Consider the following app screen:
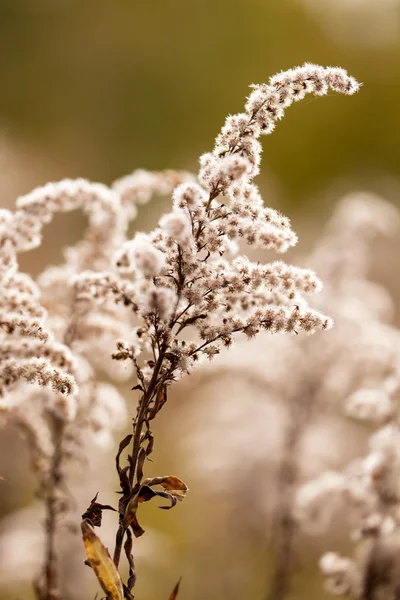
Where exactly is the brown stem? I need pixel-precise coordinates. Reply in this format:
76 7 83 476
35 293 76 600
266 384 316 600
113 245 187 574
39 418 64 600
128 346 167 487
113 345 167 568
265 421 298 600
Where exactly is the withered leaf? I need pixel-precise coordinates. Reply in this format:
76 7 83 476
136 484 178 510
124 528 136 591
157 494 178 510
148 385 167 420
131 384 144 391
119 466 131 497
168 577 182 600
123 494 140 530
81 519 124 600
82 493 116 527
143 476 188 501
159 476 188 497
116 434 133 474
136 448 146 484
123 476 188 535
137 485 158 503
122 490 150 537
145 432 154 457
130 515 145 538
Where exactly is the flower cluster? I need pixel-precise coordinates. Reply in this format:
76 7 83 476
0 169 191 441
76 65 359 396
0 64 359 600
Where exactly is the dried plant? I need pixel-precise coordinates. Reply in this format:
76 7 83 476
0 63 359 600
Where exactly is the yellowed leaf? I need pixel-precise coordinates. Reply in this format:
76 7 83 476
160 476 188 500
81 519 124 600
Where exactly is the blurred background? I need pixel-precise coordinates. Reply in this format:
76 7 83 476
0 1 400 599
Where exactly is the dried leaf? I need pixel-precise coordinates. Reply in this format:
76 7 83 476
123 494 140 530
136 448 146 484
81 520 124 600
137 485 158 503
123 476 188 534
131 384 144 391
137 484 177 509
160 476 188 498
82 493 116 527
119 466 131 497
143 476 188 501
116 434 133 474
148 385 167 420
157 493 178 510
123 489 149 537
145 432 154 457
168 577 182 600
124 529 136 591
130 515 145 538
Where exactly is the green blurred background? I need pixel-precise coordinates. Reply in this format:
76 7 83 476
1 0 400 213
0 1 399 599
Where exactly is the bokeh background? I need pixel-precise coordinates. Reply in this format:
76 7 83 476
0 1 400 599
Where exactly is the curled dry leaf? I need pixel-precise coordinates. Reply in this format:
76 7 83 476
123 475 188 536
148 385 167 420
143 475 188 500
123 493 143 537
116 434 133 474
82 492 117 527
119 466 132 498
81 519 124 600
124 528 136 591
136 447 146 484
145 431 154 457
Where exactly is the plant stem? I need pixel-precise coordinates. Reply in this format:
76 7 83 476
113 345 167 569
266 383 316 600
265 420 298 600
113 245 187 575
41 418 64 600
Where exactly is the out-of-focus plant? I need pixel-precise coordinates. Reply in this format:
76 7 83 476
181 192 400 600
0 64 358 600
0 170 192 599
294 198 400 599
